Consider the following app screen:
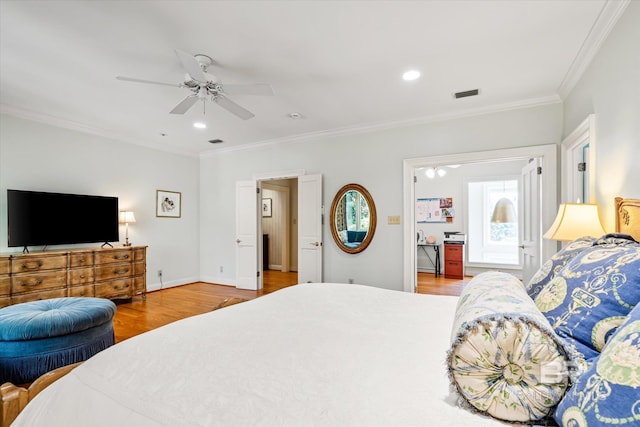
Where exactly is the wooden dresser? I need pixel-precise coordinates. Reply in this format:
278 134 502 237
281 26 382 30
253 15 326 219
0 246 146 308
444 243 465 279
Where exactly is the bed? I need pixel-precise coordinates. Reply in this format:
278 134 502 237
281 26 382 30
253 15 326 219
5 197 640 427
8 283 512 427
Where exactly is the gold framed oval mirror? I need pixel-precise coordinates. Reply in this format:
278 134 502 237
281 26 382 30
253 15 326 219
329 183 377 254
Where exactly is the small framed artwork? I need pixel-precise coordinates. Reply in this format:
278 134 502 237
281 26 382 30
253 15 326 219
262 198 272 217
156 190 181 218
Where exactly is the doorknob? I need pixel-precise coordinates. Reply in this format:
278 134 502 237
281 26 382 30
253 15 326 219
310 241 321 247
236 239 241 244
519 245 525 249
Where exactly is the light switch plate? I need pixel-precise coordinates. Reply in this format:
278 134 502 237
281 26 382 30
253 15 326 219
388 215 401 225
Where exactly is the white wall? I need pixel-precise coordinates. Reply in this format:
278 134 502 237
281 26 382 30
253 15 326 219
200 103 562 291
0 114 200 291
563 1 640 230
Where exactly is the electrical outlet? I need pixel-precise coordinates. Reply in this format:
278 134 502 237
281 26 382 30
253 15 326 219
219 266 224 273
157 269 163 277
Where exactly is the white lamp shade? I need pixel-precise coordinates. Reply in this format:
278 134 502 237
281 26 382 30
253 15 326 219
543 203 605 241
119 211 136 224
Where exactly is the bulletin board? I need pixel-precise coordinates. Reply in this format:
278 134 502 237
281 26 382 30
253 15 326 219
417 197 455 223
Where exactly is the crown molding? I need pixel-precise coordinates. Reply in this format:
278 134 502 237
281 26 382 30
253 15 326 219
2 94 560 161
199 94 561 158
557 0 630 99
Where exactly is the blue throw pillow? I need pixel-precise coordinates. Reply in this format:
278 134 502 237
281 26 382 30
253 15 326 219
554 302 640 426
535 240 640 361
525 237 595 299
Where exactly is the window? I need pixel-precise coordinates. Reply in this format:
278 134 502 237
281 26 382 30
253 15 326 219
345 190 370 231
467 178 520 265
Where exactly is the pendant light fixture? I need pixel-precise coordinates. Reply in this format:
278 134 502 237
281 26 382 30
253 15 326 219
491 198 516 223
491 181 516 223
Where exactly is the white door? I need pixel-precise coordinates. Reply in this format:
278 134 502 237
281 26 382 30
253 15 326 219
298 174 323 283
520 159 541 284
235 180 261 290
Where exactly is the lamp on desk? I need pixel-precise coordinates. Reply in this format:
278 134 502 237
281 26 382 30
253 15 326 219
119 211 136 247
543 203 605 241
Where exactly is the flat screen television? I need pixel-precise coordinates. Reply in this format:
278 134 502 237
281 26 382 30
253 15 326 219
7 189 119 249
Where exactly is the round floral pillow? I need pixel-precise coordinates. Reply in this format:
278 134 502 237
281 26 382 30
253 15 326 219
448 272 574 423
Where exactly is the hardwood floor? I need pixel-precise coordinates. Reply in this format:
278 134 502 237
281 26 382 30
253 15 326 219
416 272 470 296
113 270 467 342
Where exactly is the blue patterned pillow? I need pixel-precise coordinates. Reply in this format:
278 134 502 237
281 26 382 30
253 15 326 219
525 237 595 299
535 241 640 361
554 302 640 426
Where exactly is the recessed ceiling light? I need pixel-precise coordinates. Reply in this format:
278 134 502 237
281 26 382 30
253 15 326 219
287 112 303 119
402 70 421 81
193 122 207 129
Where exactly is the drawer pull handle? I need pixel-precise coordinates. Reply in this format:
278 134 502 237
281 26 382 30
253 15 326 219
78 258 85 263
21 279 43 287
113 268 130 275
21 261 43 270
113 255 130 260
80 275 85 279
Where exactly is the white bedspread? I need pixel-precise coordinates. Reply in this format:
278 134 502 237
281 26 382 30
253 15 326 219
14 283 512 426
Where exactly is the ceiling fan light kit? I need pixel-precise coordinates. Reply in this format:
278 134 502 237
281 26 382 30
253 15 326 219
116 49 274 120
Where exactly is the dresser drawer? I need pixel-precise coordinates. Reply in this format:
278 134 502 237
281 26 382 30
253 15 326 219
12 255 67 273
444 244 463 258
70 252 94 268
69 284 95 298
12 271 67 294
0 257 10 275
12 288 67 304
95 279 132 299
95 264 132 281
445 261 464 279
0 277 10 296
95 250 133 265
69 267 94 285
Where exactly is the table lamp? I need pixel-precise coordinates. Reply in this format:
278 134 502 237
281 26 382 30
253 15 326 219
119 211 136 246
543 203 605 241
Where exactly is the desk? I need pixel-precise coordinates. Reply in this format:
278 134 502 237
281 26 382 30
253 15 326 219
417 244 441 277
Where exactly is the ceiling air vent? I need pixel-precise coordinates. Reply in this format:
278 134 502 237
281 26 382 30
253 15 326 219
208 139 224 144
454 89 480 99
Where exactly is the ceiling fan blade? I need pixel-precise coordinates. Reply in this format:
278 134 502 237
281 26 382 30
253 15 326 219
175 49 207 82
214 96 255 120
116 76 182 88
222 83 274 96
170 95 199 114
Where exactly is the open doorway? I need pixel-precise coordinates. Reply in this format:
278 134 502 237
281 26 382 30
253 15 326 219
261 179 298 289
236 172 323 291
402 145 558 293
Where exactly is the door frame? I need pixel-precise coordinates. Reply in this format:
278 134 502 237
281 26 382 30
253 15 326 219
261 182 291 272
252 170 305 289
561 114 596 203
402 144 558 293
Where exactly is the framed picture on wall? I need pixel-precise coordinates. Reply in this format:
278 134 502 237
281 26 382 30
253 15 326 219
156 190 181 218
262 198 272 217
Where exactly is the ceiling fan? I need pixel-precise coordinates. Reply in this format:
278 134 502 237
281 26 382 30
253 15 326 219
116 50 274 120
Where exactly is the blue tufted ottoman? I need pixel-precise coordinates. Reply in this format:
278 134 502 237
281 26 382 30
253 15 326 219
0 297 116 384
